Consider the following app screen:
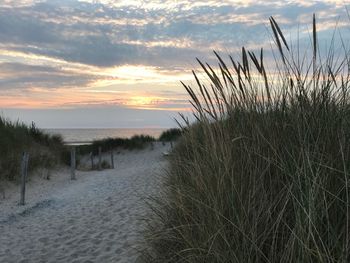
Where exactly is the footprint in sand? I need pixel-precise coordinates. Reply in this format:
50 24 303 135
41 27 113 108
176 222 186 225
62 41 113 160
0 143 168 262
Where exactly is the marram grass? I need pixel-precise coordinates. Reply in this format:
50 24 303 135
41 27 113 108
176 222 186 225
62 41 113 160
0 117 65 181
143 15 350 262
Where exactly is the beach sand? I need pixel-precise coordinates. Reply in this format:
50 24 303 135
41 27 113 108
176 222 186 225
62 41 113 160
0 142 169 263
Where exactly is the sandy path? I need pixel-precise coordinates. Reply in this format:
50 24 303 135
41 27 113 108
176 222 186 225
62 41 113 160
0 143 168 263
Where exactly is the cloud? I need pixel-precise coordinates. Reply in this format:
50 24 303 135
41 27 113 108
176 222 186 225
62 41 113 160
0 2 292 65
0 62 97 89
0 0 346 69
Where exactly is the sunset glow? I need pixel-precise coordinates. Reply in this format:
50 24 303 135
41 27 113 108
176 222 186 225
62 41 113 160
126 96 158 107
0 0 349 127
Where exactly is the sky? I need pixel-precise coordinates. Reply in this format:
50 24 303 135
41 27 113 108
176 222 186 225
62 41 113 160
0 0 349 128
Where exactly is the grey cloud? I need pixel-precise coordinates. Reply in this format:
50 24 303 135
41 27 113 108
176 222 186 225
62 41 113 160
0 0 296 68
0 4 207 67
0 0 348 85
0 62 97 89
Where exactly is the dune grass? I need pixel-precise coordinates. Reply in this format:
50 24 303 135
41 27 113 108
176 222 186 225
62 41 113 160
78 129 182 157
77 134 156 156
143 15 350 262
159 128 182 142
0 117 66 182
75 131 181 169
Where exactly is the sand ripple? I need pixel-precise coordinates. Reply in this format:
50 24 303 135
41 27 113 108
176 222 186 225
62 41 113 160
0 143 168 263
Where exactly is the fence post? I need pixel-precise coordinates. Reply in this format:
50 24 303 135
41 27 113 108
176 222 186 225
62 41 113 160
25 153 29 180
1 184 4 199
98 146 102 170
19 152 29 205
90 152 94 170
110 150 114 169
70 146 76 180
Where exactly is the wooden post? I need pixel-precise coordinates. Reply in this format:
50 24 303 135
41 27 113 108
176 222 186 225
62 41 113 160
70 146 76 180
98 146 102 170
20 152 29 205
1 183 5 199
90 152 94 170
110 150 114 169
25 153 29 179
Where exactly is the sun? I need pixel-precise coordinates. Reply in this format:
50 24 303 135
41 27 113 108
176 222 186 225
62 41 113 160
127 96 156 107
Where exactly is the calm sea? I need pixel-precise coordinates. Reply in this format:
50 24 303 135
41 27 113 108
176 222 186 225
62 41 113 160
44 128 166 144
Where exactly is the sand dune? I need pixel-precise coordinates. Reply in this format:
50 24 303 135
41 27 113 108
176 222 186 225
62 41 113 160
0 143 168 263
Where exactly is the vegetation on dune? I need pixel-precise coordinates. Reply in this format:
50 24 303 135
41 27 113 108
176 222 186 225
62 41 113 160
75 130 182 169
159 128 182 142
143 15 350 262
78 128 182 156
0 117 66 182
92 134 155 151
78 134 156 156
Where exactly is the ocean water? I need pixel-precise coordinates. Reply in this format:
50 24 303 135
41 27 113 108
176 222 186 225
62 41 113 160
44 128 166 144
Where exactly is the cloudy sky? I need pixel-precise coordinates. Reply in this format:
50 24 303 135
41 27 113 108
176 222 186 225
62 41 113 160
0 0 349 128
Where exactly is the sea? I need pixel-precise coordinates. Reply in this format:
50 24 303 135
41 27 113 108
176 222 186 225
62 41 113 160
44 128 167 145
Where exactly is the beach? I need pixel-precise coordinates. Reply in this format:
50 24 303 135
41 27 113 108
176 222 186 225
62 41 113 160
0 142 168 263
